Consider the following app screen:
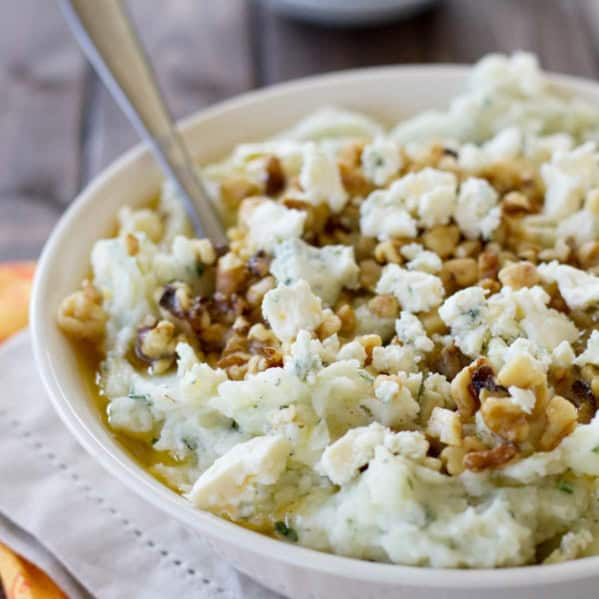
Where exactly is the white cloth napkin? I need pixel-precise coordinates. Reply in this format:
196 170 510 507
0 331 280 599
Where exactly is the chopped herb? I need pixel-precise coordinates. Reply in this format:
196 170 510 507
466 308 480 321
230 420 239 431
424 505 436 524
592 446 599 454
151 437 160 445
358 371 374 383
196 263 205 277
182 436 198 451
128 392 151 405
557 480 574 494
370 152 385 167
274 521 298 542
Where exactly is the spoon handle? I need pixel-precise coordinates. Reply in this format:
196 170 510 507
60 0 227 245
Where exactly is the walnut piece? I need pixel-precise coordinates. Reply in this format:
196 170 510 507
57 280 107 342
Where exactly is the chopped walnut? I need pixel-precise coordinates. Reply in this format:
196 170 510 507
538 395 578 451
358 259 382 290
455 239 482 259
451 358 496 419
501 191 533 215
477 250 499 280
497 353 546 389
577 241 599 269
336 304 357 336
422 224 460 258
246 276 275 306
463 443 518 472
216 252 249 296
435 344 468 381
356 334 383 364
124 233 139 256
194 238 217 266
419 308 447 336
263 155 286 196
57 280 107 342
440 446 466 476
374 239 404 264
220 177 260 212
567 379 598 424
135 319 177 374
441 258 478 291
159 282 192 319
317 310 342 339
498 261 539 289
480 395 530 443
368 294 398 319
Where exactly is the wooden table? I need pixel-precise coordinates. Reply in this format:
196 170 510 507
2 0 599 262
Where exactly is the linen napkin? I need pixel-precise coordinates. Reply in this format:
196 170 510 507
0 331 280 599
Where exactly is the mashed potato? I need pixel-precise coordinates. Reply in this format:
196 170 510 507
58 53 599 568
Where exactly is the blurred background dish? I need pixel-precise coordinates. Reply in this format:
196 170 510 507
266 0 440 26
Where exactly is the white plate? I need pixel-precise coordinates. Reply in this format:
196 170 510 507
31 65 599 599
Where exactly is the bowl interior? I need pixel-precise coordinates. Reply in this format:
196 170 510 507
30 65 599 587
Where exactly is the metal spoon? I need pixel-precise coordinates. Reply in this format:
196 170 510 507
60 0 227 245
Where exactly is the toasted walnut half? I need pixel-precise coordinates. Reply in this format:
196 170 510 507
57 280 107 342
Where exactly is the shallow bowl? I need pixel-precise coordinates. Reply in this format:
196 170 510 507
30 64 599 599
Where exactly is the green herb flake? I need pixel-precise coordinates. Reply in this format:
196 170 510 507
424 505 436 524
182 436 198 451
196 263 205 278
358 371 374 383
274 521 298 542
230 420 239 431
591 446 599 454
128 392 151 405
557 480 575 494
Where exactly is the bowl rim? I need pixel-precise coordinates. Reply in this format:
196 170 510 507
30 63 599 588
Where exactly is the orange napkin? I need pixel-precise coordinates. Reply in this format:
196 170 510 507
0 262 35 342
0 262 67 598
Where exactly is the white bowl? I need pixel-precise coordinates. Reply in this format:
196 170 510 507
31 65 599 599
266 0 439 26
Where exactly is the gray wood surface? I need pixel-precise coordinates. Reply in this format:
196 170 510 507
2 0 599 262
